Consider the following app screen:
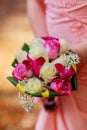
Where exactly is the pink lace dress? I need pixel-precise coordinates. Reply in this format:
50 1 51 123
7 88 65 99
35 1 87 130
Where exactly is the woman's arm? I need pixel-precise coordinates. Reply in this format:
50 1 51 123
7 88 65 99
27 0 48 37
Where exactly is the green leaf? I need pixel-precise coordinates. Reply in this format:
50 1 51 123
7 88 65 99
25 90 61 97
7 76 18 86
22 43 30 53
71 75 78 90
49 90 61 96
11 58 18 67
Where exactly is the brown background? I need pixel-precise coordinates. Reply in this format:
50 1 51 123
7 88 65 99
0 0 41 130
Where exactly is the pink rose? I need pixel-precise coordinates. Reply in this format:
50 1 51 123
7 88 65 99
50 78 72 95
12 63 27 80
42 36 60 60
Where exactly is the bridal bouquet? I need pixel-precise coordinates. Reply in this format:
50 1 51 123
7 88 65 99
7 36 79 111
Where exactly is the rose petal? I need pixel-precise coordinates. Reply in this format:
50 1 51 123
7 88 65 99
33 64 40 76
35 57 45 66
55 63 65 73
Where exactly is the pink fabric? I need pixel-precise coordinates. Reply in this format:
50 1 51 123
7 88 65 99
35 1 87 130
45 0 87 44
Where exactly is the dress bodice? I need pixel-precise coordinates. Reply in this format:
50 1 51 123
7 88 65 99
44 0 87 44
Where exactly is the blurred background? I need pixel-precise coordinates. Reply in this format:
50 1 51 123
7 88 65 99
0 0 41 130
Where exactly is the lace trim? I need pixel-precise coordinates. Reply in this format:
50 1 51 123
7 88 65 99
44 0 77 8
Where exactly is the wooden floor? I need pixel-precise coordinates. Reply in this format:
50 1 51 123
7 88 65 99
0 1 41 130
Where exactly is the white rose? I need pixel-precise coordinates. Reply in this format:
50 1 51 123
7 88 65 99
40 63 56 83
15 50 27 62
29 46 49 63
26 77 43 94
30 38 44 48
59 39 68 54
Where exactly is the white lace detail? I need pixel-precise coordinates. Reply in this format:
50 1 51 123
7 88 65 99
44 0 77 8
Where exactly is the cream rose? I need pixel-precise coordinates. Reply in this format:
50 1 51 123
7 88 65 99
26 77 43 94
40 63 56 83
59 39 68 55
29 46 43 58
29 46 48 63
30 38 44 48
15 50 27 62
29 38 48 62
